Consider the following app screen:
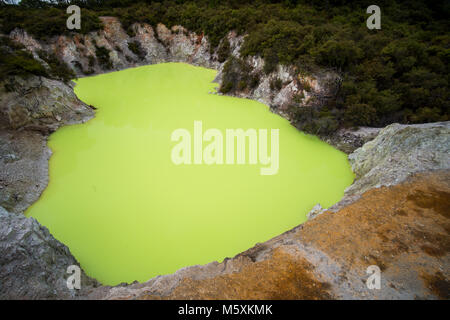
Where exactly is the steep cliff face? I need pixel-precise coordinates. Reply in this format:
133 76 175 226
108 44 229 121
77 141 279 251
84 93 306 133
8 17 337 120
212 31 340 116
9 17 217 75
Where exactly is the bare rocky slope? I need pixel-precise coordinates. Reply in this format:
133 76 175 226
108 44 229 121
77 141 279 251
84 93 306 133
0 17 449 299
0 76 94 214
0 207 99 299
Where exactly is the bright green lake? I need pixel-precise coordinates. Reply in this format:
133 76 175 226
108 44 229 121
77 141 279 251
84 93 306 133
26 63 354 285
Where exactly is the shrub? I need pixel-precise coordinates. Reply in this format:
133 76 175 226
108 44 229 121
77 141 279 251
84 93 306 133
410 107 446 123
237 80 247 91
219 81 233 94
88 55 95 68
0 49 47 80
219 56 253 94
270 78 283 91
38 50 75 82
217 38 230 63
262 48 278 75
249 74 260 89
127 41 145 59
0 36 48 81
95 44 112 69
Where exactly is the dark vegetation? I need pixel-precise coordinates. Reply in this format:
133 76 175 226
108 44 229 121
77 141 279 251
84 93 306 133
37 50 76 82
127 40 146 59
220 56 260 94
0 0 449 132
0 36 47 80
217 37 230 63
0 35 75 82
94 43 112 69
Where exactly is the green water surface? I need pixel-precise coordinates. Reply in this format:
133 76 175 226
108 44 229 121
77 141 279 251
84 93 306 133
26 63 354 285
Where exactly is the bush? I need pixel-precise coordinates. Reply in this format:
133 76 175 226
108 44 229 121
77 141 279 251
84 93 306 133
217 38 230 63
0 49 47 81
0 6 101 39
219 81 233 94
88 55 95 68
0 36 48 81
219 56 254 94
127 41 145 59
249 74 260 89
237 80 247 91
38 50 75 82
262 48 278 74
270 78 283 91
95 44 112 69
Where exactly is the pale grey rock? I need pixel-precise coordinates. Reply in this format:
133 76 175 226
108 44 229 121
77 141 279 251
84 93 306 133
324 122 450 213
0 208 98 299
306 204 325 221
347 122 450 197
320 121 450 212
0 75 94 132
0 130 50 213
273 79 299 108
0 75 93 213
252 77 272 105
9 28 43 53
132 22 167 64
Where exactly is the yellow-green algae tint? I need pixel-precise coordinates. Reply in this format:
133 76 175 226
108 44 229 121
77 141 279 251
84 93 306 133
26 63 354 285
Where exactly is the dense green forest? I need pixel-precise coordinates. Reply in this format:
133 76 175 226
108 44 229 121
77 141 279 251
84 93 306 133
0 0 449 132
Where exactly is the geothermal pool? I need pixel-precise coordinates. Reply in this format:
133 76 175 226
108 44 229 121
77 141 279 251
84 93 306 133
26 63 354 285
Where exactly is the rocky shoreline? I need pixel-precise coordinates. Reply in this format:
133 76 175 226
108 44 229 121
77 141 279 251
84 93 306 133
0 18 449 299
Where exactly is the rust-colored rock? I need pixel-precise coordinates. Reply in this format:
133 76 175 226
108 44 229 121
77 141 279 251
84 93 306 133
141 249 332 300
